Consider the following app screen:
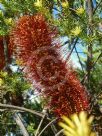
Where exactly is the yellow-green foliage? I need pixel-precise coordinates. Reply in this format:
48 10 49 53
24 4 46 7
0 71 31 94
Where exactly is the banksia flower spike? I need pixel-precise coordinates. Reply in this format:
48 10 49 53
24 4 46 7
10 14 56 64
10 13 90 117
0 36 12 70
0 37 5 70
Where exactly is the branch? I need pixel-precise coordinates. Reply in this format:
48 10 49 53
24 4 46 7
0 103 44 117
38 118 57 136
74 46 85 74
62 40 69 47
55 129 64 136
3 36 9 68
81 51 102 84
92 51 102 68
65 38 78 64
86 0 93 88
35 114 46 136
93 0 102 14
87 0 93 23
14 113 29 136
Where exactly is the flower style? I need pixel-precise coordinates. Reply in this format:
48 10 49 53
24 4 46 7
10 14 89 117
71 26 82 36
59 111 96 136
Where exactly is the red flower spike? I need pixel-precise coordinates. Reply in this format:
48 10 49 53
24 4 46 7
0 36 12 70
0 37 5 70
10 14 90 117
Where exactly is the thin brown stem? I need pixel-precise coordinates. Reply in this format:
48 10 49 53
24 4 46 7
81 51 102 84
86 0 93 88
65 38 78 64
0 103 44 117
14 113 29 136
55 129 64 136
38 118 57 136
74 46 85 74
35 114 46 136
93 0 102 14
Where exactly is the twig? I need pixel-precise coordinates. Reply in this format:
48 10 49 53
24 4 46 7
38 118 57 136
0 109 26 113
65 38 78 64
93 0 102 14
86 0 93 88
3 36 9 67
92 51 102 68
35 114 46 136
0 103 44 117
46 110 58 134
14 113 29 136
74 46 85 74
61 40 69 47
81 51 102 84
55 129 64 136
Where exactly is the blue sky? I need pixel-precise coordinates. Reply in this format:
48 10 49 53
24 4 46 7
0 3 3 9
60 37 85 69
53 6 85 69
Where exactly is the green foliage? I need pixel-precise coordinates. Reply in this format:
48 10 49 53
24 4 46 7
0 71 30 94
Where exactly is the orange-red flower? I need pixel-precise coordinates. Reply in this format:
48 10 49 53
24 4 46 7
0 37 5 70
0 36 12 70
10 14 90 117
